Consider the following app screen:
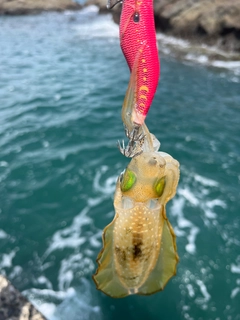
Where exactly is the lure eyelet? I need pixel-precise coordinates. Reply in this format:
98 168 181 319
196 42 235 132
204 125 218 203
133 12 140 23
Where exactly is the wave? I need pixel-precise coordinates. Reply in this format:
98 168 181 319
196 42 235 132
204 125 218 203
72 9 240 77
71 10 240 80
72 7 119 40
157 32 240 78
24 279 101 320
0 229 8 239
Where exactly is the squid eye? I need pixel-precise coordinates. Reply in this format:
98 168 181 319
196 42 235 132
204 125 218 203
133 12 140 23
120 169 136 192
154 177 165 197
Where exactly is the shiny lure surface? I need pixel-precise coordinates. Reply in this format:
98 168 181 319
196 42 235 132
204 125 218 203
120 0 160 126
93 141 180 298
116 0 160 158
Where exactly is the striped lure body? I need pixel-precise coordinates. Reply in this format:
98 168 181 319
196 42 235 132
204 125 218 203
120 0 160 125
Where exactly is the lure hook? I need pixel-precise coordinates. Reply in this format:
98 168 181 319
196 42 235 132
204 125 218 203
106 0 122 10
117 125 145 158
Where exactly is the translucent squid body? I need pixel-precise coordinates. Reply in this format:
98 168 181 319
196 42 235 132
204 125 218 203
93 145 180 298
120 0 160 126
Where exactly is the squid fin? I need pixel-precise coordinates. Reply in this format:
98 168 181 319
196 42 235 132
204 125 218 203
92 216 129 298
137 207 179 295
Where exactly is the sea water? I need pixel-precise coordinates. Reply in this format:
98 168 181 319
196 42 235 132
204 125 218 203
0 6 240 320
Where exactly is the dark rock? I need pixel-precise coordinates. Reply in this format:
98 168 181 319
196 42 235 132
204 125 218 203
85 0 240 53
153 0 240 52
0 0 81 15
0 275 46 320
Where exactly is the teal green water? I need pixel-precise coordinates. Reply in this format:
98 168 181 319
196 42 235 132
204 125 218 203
0 7 240 320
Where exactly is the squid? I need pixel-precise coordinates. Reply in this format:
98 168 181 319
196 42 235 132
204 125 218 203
92 0 180 298
92 145 180 298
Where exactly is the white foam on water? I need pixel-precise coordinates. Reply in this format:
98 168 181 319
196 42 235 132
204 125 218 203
196 279 211 302
0 249 17 268
39 303 57 319
64 5 99 16
180 172 227 224
24 287 76 301
204 199 227 219
0 161 8 167
190 57 240 79
157 32 240 77
230 264 240 299
212 60 240 69
186 283 195 298
178 187 199 206
186 226 200 255
157 32 190 49
87 197 104 207
171 196 199 254
186 53 209 64
43 207 91 258
0 229 8 239
23 287 76 319
93 165 117 196
171 167 228 261
203 209 217 219
157 32 240 75
37 275 53 290
58 253 94 291
8 265 23 279
206 199 227 209
231 264 240 274
73 11 119 40
79 5 99 14
52 279 101 320
89 230 102 248
179 269 213 312
174 227 186 237
193 174 219 187
87 166 118 220
231 287 240 299
25 279 102 320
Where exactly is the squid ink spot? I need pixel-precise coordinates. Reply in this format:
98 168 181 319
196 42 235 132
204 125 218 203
122 275 138 280
133 242 142 260
133 12 140 23
132 233 143 260
115 246 127 262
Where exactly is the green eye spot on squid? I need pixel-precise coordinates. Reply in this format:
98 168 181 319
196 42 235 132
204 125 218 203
120 169 136 192
154 177 165 197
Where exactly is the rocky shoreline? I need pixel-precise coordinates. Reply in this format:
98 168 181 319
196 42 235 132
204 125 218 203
0 0 81 15
86 0 240 55
0 0 239 61
1 0 239 55
0 274 46 320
